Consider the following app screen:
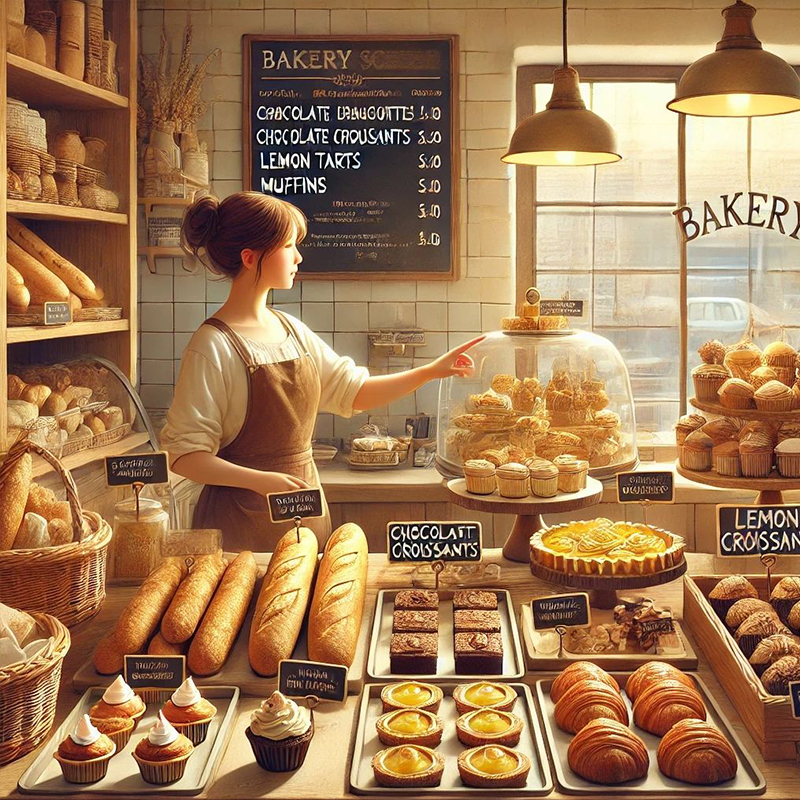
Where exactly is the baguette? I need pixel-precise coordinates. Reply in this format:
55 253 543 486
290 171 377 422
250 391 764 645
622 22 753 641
7 240 69 302
188 551 258 676
249 528 318 677
161 553 227 644
6 264 29 309
307 523 368 667
7 216 100 300
148 630 189 656
0 451 32 550
93 632 124 674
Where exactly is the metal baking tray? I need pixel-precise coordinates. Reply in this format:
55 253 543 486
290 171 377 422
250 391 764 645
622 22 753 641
536 672 766 795
520 603 699 671
18 686 239 796
366 589 525 682
349 682 553 796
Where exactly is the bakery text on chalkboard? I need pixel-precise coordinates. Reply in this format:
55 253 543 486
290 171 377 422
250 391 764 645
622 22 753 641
278 659 347 703
717 504 800 556
386 521 481 563
124 655 186 690
267 488 324 523
105 453 169 486
44 301 72 325
243 35 458 279
532 592 591 630
617 471 675 504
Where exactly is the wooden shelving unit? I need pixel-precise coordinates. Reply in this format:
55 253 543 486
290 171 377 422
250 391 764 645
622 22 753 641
1 0 138 453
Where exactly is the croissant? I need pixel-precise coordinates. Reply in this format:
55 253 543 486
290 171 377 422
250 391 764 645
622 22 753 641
550 661 620 704
567 718 649 785
657 718 737 785
554 679 629 734
625 661 695 703
632 679 706 737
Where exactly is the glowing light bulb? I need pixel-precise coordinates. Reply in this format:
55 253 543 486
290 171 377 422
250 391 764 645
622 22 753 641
727 94 751 113
554 151 578 165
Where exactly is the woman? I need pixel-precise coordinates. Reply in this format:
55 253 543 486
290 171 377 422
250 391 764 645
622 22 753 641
161 191 481 551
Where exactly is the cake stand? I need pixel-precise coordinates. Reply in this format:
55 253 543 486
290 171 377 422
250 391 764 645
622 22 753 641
445 477 604 563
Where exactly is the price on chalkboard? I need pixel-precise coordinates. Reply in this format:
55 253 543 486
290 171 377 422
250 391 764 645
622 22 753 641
539 299 584 317
105 452 169 486
532 592 591 630
44 301 72 325
386 521 482 563
617 471 675 504
717 504 800 557
124 655 185 690
278 659 347 704
267 489 324 523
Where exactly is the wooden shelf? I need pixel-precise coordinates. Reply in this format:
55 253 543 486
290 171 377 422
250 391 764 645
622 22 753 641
31 431 151 479
7 319 129 344
7 200 128 225
6 53 129 111
138 245 184 273
690 396 800 421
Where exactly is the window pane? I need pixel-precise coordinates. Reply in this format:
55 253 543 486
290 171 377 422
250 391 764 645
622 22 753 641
533 271 593 329
752 112 800 197
594 273 679 328
536 208 592 271
594 208 678 271
685 116 747 198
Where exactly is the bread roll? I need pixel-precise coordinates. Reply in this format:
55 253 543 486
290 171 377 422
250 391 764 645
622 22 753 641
12 512 50 549
41 392 68 416
63 385 93 406
7 239 69 302
0 451 32 550
8 400 38 429
85 415 106 435
25 482 58 518
161 554 227 644
188 551 257 676
7 374 26 400
96 406 123 429
307 523 368 667
249 528 318 676
148 630 189 656
21 384 51 409
7 268 30 309
48 518 73 545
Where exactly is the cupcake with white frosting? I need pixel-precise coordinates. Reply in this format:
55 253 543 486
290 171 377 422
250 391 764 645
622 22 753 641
89 675 146 726
245 691 315 772
133 710 194 784
161 677 217 744
54 714 116 783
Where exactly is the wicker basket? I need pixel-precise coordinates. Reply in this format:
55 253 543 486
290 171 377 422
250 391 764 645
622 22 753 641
0 611 70 766
54 159 80 206
0 438 112 627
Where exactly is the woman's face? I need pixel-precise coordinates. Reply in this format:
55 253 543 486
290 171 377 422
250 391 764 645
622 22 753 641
241 225 302 290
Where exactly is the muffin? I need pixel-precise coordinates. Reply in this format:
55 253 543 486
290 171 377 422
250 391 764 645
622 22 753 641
718 378 755 409
88 675 146 726
725 598 776 631
701 418 741 447
707 575 758 620
749 634 800 677
749 365 778 390
245 691 314 772
787 601 800 635
776 439 800 478
90 716 135 754
54 715 116 784
133 711 194 784
698 339 726 365
792 382 800 410
692 364 730 401
553 455 587 493
723 347 762 382
770 577 800 624
679 430 713 471
740 419 777 446
713 441 741 477
774 366 797 387
754 380 793 412
527 459 559 497
463 459 496 495
764 341 797 369
495 462 530 499
761 655 800 696
675 414 706 446
734 611 791 658
739 433 774 478
161 677 217 745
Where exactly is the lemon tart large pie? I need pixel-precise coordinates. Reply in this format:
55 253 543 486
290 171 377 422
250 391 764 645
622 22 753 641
457 745 530 788
372 745 444 788
375 709 443 748
530 518 685 576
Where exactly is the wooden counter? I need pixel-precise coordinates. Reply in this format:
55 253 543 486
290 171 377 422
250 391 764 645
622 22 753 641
3 550 799 799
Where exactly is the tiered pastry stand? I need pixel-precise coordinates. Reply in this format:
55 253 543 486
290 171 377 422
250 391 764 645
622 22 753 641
445 477 604 564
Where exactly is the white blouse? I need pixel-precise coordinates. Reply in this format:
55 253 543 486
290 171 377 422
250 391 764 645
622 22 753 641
160 313 369 467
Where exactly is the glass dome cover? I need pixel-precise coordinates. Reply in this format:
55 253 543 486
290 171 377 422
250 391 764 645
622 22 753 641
437 328 638 479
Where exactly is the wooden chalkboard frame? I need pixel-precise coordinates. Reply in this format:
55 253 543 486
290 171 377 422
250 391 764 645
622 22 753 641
242 34 460 282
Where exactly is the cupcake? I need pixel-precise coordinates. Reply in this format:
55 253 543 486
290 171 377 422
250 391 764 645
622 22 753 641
679 430 713 472
713 441 741 477
89 675 146 727
792 382 800 410
764 341 797 370
697 339 726 365
708 575 759 620
776 439 800 478
161 677 217 745
750 634 800 677
701 418 740 447
771 578 800 624
754 380 793 412
749 365 778 390
527 459 559 497
553 455 587 493
739 433 774 478
495 462 530 499
724 346 762 382
692 364 730 401
734 611 791 658
90 717 135 754
675 414 706 447
739 420 777 445
463 459 496 495
718 378 755 409
761 655 800 696
132 711 194 784
774 366 797 387
778 421 800 442
54 715 115 784
724 598 775 631
246 691 314 772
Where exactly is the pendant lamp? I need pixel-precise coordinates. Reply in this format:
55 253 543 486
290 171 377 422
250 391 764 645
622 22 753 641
668 0 800 117
501 0 621 166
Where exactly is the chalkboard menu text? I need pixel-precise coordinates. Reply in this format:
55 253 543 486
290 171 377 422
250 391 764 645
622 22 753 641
279 659 347 703
387 521 481 563
539 299 584 317
532 593 591 630
124 655 185 690
717 504 800 556
617 471 675 504
44 301 72 325
105 453 169 486
267 488 324 523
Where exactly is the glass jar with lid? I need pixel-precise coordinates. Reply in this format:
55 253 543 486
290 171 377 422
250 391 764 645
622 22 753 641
113 496 169 579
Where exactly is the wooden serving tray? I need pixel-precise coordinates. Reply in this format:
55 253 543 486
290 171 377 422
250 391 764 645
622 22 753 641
690 397 800 422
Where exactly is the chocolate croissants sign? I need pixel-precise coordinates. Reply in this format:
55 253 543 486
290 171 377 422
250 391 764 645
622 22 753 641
386 520 482 562
717 504 800 556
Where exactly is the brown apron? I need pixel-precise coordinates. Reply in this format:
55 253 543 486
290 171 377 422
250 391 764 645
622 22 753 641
191 312 332 552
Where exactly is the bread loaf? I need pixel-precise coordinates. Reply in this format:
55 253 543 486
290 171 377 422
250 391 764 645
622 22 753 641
0 451 32 550
63 385 93 407
48 518 73 545
148 630 189 656
7 375 26 400
188 551 258 676
41 392 68 416
21 384 51 409
308 523 368 667
96 406 123 429
85 415 106 435
7 239 69 302
12 512 50 549
161 554 227 644
93 632 123 674
249 528 319 676
6 264 30 309
25 482 58 518
8 400 38 429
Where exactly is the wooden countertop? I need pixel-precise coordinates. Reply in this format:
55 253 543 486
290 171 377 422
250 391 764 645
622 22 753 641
3 551 800 799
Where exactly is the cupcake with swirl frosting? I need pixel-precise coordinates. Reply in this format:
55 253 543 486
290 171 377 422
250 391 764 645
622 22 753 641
246 691 314 772
161 677 217 744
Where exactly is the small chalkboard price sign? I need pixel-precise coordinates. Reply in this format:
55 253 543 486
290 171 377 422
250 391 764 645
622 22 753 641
44 301 72 325
617 471 675 504
278 659 347 704
267 489 324 523
539 299 584 317
105 452 169 487
124 655 186 690
532 592 591 631
717 504 800 557
790 681 800 719
386 521 481 563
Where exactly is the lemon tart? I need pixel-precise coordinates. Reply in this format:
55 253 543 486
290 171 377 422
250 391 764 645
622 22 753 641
456 709 523 747
380 682 443 714
530 518 685 576
457 745 530 789
375 709 443 748
453 682 517 715
372 745 444 788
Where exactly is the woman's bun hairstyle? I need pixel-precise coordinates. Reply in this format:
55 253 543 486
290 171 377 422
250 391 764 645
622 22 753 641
181 194 220 254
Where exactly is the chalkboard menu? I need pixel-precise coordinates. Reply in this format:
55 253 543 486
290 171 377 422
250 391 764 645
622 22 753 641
717 504 800 557
243 36 458 280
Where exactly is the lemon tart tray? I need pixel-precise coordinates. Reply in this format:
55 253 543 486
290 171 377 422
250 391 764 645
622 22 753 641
350 682 553 796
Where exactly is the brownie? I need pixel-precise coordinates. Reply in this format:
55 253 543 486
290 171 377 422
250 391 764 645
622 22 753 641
453 609 502 633
393 610 439 634
390 633 438 674
454 632 503 675
453 590 498 611
394 589 439 611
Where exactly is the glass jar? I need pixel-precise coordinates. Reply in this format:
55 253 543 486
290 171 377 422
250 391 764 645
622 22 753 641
113 496 169 579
